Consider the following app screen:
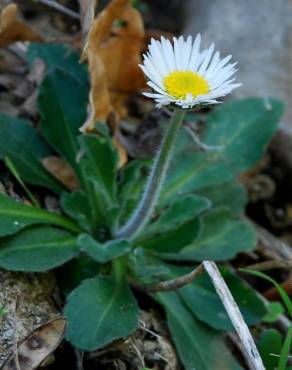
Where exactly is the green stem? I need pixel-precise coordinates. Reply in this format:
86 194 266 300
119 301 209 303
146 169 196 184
112 257 126 281
115 109 185 240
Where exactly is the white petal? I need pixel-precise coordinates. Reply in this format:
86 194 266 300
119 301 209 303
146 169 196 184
155 98 172 107
203 51 220 79
181 35 193 70
143 92 165 99
144 55 166 82
143 54 164 81
210 54 233 76
208 63 237 84
208 83 241 98
207 67 234 84
139 63 162 88
188 33 202 70
209 68 237 89
147 81 173 98
178 36 185 69
198 43 215 75
148 38 168 77
160 37 175 71
173 36 184 70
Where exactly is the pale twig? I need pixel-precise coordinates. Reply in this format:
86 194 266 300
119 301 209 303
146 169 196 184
75 349 84 370
129 264 203 293
7 44 27 63
139 322 161 340
228 332 260 370
184 123 223 152
245 259 292 271
203 261 265 370
129 337 145 368
78 0 97 40
34 0 80 20
252 220 292 261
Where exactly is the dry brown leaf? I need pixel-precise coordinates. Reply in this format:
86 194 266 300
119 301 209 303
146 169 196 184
0 4 43 47
42 156 79 191
99 4 146 95
2 317 66 370
80 0 146 165
81 0 145 127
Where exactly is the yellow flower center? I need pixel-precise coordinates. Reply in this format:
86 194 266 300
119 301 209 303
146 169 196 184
163 71 209 100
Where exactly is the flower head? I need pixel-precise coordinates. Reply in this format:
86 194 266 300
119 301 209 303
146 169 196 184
139 35 241 109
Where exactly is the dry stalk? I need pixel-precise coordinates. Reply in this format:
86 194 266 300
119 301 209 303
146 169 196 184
245 259 292 271
129 264 204 293
35 0 80 19
203 261 265 370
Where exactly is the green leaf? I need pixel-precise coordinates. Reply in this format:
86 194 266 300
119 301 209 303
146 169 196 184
0 226 79 271
38 69 88 172
77 234 131 263
155 291 242 370
61 191 92 232
56 256 102 295
240 269 292 318
165 265 267 331
0 114 63 193
27 43 88 86
140 194 210 238
118 160 150 224
160 98 284 205
65 273 138 350
77 133 118 227
203 98 285 173
78 134 118 203
263 302 285 323
258 329 283 370
138 218 202 253
241 272 292 370
196 181 247 215
135 195 209 254
174 208 256 261
278 326 292 370
128 248 171 281
161 146 232 206
0 193 80 236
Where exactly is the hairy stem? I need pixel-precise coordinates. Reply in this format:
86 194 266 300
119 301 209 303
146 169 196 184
115 109 185 240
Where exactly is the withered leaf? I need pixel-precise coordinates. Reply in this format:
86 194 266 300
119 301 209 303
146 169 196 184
2 317 66 370
42 156 79 191
80 0 146 165
0 4 43 47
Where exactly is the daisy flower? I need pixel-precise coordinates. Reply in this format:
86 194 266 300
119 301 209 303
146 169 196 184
139 34 241 109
